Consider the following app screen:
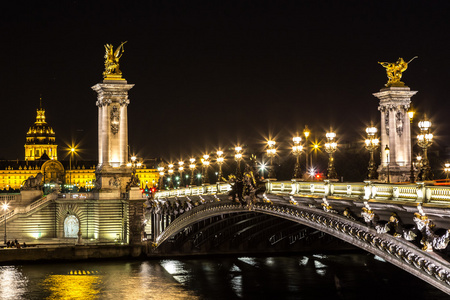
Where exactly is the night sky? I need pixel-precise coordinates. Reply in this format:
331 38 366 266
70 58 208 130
1 1 450 164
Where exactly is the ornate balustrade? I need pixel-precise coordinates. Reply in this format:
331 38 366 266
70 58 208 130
0 194 20 202
155 180 450 204
58 193 96 200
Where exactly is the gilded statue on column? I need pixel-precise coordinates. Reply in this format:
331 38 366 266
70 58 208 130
103 41 127 79
378 56 417 87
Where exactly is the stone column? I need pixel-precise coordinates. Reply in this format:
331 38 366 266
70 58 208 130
373 86 417 183
92 79 134 194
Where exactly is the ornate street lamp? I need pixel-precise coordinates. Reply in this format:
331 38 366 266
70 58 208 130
178 161 184 188
157 166 165 189
266 140 277 180
189 158 196 186
385 145 390 183
235 146 243 176
201 155 210 185
445 162 450 180
2 203 8 244
127 155 142 188
167 164 174 189
303 126 311 172
69 147 76 189
408 108 415 183
292 135 303 180
364 126 379 180
325 132 337 179
417 119 434 180
216 150 225 183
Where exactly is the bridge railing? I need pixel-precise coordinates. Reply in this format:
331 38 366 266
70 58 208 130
155 180 450 204
156 183 231 198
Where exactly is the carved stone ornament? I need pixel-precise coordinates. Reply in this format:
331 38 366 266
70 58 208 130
110 106 120 134
385 110 390 136
109 175 121 188
396 111 404 136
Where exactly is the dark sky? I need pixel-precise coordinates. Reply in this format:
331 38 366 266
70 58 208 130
1 1 450 163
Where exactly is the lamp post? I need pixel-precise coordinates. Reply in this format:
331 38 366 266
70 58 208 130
157 166 165 190
167 164 174 189
292 135 303 180
417 119 433 180
303 126 310 173
2 203 8 244
445 162 450 180
408 108 415 183
69 147 75 189
365 126 379 180
189 158 196 186
178 161 184 188
325 132 337 179
216 150 225 183
235 146 243 177
127 155 142 188
385 145 390 183
266 140 277 180
201 155 210 185
415 155 422 175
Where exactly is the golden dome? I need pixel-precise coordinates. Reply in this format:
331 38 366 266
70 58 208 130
26 102 56 145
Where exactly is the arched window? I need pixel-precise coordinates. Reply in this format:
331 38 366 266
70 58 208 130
64 215 79 238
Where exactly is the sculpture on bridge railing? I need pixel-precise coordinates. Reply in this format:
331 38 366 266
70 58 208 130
228 158 266 209
376 213 405 238
412 213 450 252
365 204 450 252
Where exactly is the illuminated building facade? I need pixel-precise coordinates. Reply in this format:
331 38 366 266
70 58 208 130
24 100 57 161
0 101 158 191
0 45 157 244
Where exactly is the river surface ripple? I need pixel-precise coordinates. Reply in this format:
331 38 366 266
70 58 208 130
0 253 446 299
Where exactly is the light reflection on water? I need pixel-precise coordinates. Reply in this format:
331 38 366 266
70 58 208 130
43 275 100 299
0 254 446 299
0 266 28 299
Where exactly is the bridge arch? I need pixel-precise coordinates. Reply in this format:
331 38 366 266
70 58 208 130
152 199 450 294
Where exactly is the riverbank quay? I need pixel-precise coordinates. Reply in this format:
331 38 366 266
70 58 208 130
0 243 147 264
0 240 360 265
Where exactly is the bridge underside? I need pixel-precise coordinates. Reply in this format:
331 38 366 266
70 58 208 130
148 193 450 295
156 211 356 254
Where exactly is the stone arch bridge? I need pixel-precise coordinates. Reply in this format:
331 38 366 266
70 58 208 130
149 180 450 294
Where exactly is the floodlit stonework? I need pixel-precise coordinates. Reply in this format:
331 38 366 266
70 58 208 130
373 86 417 183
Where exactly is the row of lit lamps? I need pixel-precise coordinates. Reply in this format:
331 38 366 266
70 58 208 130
155 129 341 190
155 114 437 189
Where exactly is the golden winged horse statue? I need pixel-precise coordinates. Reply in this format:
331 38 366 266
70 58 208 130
103 41 127 79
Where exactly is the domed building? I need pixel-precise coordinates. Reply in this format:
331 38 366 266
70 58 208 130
0 100 158 192
24 99 57 161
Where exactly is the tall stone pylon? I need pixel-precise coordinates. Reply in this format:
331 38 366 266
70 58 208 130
374 87 417 183
374 57 418 183
92 42 134 194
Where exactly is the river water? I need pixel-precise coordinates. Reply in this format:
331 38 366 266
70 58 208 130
0 253 445 299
